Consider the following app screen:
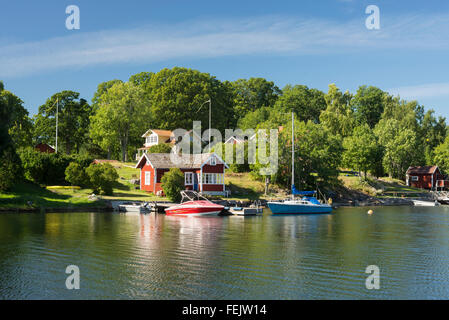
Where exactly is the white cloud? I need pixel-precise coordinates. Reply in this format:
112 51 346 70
1 13 449 78
389 82 449 100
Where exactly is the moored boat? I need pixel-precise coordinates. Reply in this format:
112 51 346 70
412 199 440 207
165 191 224 216
267 111 332 215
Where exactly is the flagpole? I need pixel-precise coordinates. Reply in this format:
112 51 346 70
56 98 58 154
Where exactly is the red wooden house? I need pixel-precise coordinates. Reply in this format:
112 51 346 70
135 152 229 196
35 143 55 153
406 166 448 189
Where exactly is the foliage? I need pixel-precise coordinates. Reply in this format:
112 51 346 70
352 85 386 128
161 168 185 202
33 91 92 154
0 144 22 192
227 77 281 125
85 163 118 195
18 147 93 186
374 119 418 179
433 136 449 174
90 81 149 162
342 124 382 178
319 84 354 137
65 162 89 187
148 143 172 153
146 67 235 131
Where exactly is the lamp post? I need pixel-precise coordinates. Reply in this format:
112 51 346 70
198 99 212 152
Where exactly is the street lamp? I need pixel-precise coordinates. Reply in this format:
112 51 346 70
197 99 212 152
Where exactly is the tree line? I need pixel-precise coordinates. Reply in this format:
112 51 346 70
1 67 448 192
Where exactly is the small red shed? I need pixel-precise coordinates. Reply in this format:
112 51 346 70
406 166 447 189
135 152 229 196
35 143 55 153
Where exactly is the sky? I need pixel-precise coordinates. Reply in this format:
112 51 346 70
1 0 449 119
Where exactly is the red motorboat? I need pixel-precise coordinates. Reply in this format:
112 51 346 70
165 191 224 216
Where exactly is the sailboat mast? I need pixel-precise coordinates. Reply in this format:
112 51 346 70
291 111 294 192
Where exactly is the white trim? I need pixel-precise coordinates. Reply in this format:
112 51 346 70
154 168 157 193
411 176 419 181
200 152 229 169
144 171 151 186
185 172 194 185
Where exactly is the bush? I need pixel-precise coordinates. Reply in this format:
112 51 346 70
18 147 93 186
85 163 118 195
0 145 22 192
148 143 172 153
65 162 89 187
161 168 185 202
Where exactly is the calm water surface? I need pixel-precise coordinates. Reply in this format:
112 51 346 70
0 206 448 299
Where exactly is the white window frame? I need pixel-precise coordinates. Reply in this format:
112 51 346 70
145 171 151 185
210 157 216 165
411 176 419 181
185 172 193 185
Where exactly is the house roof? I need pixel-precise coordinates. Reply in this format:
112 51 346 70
135 152 229 169
406 166 438 175
141 129 174 138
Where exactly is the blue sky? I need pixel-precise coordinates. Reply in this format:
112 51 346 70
1 0 449 119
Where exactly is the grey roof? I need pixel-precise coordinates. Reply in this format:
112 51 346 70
141 153 213 169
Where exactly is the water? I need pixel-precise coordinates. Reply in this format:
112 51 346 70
0 206 448 299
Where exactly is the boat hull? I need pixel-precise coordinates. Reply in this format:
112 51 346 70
267 202 333 214
165 201 224 216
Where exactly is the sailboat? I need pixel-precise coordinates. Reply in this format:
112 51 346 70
267 112 333 214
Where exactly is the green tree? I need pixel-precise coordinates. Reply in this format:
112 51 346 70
374 118 418 178
352 85 386 128
319 84 354 137
34 91 92 154
148 67 235 131
227 77 281 124
420 110 446 165
342 124 382 178
161 168 185 202
0 88 33 148
433 136 449 174
274 84 326 123
90 82 149 162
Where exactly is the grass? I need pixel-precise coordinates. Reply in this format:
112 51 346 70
224 172 283 200
339 174 427 198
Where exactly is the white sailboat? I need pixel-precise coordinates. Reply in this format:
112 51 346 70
267 112 333 214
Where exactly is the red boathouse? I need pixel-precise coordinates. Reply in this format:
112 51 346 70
135 152 229 196
405 166 448 189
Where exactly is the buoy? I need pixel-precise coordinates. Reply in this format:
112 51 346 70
367 209 374 215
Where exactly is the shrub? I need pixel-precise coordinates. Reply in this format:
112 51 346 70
65 162 89 187
85 163 118 195
0 145 22 192
161 168 185 202
18 147 93 186
148 143 172 154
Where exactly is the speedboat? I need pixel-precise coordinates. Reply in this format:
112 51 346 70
165 191 224 216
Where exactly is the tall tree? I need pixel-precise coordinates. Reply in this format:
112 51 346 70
90 82 149 162
34 91 92 154
273 85 326 123
148 67 234 131
319 84 354 137
228 77 281 125
0 85 33 148
374 118 417 178
343 124 382 178
352 85 385 128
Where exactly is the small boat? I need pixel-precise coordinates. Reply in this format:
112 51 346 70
118 202 152 214
267 111 332 215
412 199 440 207
230 207 263 216
165 191 224 216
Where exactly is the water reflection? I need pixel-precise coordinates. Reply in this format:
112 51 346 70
0 207 448 299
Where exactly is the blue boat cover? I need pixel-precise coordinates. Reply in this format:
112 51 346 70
292 185 315 196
